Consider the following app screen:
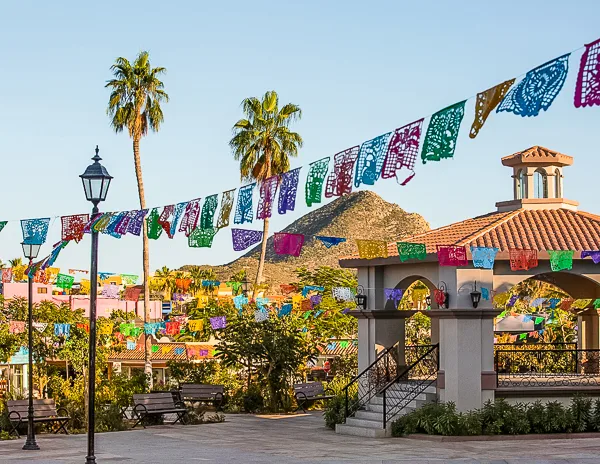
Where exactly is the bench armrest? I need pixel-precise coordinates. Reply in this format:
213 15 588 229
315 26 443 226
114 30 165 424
324 387 335 396
294 391 308 401
133 404 148 418
56 407 69 417
8 411 22 423
174 400 186 410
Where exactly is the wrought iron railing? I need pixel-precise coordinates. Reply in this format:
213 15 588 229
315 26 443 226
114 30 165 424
342 343 437 420
381 344 439 429
495 348 600 387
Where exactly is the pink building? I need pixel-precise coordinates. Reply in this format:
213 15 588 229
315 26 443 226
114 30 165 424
2 283 162 320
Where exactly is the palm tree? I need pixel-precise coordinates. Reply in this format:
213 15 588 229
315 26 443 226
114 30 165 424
106 51 169 384
229 91 303 290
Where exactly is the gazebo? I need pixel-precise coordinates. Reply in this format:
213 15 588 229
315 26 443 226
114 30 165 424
337 146 600 437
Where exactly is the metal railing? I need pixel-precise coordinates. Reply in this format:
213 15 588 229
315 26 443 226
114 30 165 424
342 343 439 426
495 348 600 387
381 344 439 429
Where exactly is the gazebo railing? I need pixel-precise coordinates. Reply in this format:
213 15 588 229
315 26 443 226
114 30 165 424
495 348 600 387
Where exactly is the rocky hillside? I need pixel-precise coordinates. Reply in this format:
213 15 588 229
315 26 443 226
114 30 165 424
184 191 429 286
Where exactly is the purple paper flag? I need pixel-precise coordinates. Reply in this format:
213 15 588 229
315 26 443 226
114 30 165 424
278 168 301 214
581 250 600 264
507 295 518 307
210 316 227 330
256 176 279 220
232 229 263 251
273 233 305 257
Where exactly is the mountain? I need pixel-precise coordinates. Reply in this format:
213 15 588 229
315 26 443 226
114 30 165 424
183 191 430 286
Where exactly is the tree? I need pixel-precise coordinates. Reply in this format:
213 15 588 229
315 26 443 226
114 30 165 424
229 91 303 291
106 51 169 386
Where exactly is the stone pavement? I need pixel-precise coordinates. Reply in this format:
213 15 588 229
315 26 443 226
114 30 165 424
1 412 599 463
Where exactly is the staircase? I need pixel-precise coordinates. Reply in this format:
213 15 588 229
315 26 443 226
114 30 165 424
336 382 437 437
336 344 439 438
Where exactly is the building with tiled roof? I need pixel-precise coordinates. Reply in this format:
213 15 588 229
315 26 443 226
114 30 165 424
338 146 600 421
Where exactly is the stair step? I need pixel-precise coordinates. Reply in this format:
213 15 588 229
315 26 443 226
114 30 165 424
386 383 437 394
369 392 436 405
366 402 416 414
345 417 385 429
335 423 389 438
354 410 382 421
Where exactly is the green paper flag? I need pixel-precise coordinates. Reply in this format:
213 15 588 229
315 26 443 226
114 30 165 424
421 101 466 164
305 157 330 207
340 341 349 348
303 311 311 319
56 273 75 290
519 333 527 340
594 299 600 309
548 250 574 272
151 345 159 353
0 221 7 233
534 317 544 325
397 242 427 262
147 208 163 240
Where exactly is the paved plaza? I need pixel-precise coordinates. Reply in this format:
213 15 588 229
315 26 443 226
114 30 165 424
1 413 600 463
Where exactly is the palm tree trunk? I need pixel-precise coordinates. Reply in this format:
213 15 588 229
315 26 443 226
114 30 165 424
133 137 153 389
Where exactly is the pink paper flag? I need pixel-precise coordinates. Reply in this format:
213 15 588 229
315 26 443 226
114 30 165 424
273 233 305 257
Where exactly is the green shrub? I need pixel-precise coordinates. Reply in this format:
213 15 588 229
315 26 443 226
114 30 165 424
391 397 596 437
95 404 127 432
242 385 264 413
323 395 348 430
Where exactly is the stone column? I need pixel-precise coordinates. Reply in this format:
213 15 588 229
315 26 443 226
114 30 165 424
430 309 499 412
578 309 600 350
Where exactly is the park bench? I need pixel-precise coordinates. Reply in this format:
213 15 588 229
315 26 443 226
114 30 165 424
179 384 225 410
293 382 334 413
132 392 188 428
7 399 70 437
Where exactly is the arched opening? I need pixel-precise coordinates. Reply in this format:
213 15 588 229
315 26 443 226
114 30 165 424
387 275 439 310
554 168 562 198
516 169 527 200
533 168 548 199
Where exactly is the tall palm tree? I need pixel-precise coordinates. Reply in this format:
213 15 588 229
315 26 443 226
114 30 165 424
229 91 302 290
106 51 169 384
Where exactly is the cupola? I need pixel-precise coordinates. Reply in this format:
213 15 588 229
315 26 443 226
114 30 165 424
496 146 578 212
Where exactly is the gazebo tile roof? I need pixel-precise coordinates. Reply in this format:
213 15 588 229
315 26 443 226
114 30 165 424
342 208 600 262
108 343 215 362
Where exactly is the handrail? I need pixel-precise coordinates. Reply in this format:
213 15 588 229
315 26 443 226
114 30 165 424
345 341 400 386
380 343 439 429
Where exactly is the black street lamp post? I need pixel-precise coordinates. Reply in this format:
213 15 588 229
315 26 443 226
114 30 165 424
21 242 41 451
80 146 112 464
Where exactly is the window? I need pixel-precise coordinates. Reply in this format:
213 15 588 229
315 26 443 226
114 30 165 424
516 169 527 199
555 168 562 198
533 169 548 199
37 287 47 294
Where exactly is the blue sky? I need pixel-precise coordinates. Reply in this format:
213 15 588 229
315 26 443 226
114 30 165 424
0 1 599 277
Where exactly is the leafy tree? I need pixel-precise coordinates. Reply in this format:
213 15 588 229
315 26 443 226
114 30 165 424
229 91 303 291
106 51 169 385
216 308 317 411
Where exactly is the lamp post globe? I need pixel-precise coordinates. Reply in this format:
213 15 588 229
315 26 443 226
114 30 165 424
81 146 111 464
21 241 41 451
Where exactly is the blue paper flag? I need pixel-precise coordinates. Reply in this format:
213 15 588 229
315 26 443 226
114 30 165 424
315 236 346 248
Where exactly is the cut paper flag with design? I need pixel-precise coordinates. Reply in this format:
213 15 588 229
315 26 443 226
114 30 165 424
200 195 219 229
575 38 600 108
188 227 217 248
332 287 355 302
256 176 279 220
126 341 137 350
397 242 427 262
356 240 388 259
226 281 242 295
232 229 263 251
210 316 227 330
157 205 176 238
216 189 235 229
381 119 423 186
0 221 7 234
421 101 466 164
233 295 248 310
54 323 71 338
234 183 255 224
301 285 324 297
310 295 323 306
121 274 138 285
571 299 592 310
123 209 148 236
548 298 560 309
529 297 546 308
481 287 489 300
33 322 48 333
170 202 187 238
124 286 142 301
507 295 518 307
146 208 163 240
509 249 538 271
278 168 301 214
176 278 192 292
497 54 570 117
61 214 90 242
9 321 25 334
384 288 404 306
2 268 12 283
437 245 468 267
102 284 119 299
21 218 51 245
178 198 202 236
548 250 574 272
469 79 515 138
315 236 346 248
325 147 360 198
354 132 392 187
278 304 292 317
56 273 74 290
581 250 600 264
470 247 499 269
174 347 185 355
305 157 329 207
273 233 304 257
255 310 269 322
